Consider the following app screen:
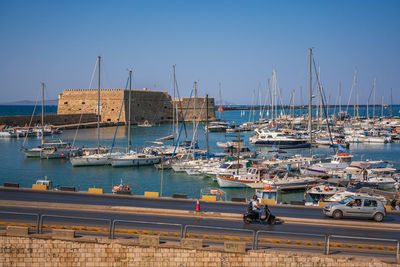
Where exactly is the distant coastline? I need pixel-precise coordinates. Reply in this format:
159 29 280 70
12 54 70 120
0 100 58 106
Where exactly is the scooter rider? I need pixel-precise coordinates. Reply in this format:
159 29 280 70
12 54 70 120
251 195 263 220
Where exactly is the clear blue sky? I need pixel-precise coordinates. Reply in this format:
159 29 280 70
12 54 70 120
0 0 399 105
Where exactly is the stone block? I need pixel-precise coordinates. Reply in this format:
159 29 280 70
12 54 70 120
224 241 246 253
181 238 203 249
139 235 159 247
52 229 75 239
6 226 29 237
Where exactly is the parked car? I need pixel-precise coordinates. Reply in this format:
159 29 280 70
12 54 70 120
323 196 386 222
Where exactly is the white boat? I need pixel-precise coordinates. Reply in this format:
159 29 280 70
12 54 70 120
35 176 53 189
202 160 249 179
249 173 319 190
22 139 79 158
216 166 268 188
205 121 228 132
138 120 153 127
70 153 113 166
250 129 309 147
306 179 348 202
111 152 161 167
300 153 353 176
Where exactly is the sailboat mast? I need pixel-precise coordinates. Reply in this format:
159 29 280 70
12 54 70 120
373 77 376 118
308 48 312 153
381 95 384 118
41 82 44 145
172 65 176 147
127 70 132 152
206 94 209 154
339 82 341 114
97 56 101 152
390 88 393 117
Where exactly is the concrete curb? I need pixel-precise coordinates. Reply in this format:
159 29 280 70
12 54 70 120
1 200 399 230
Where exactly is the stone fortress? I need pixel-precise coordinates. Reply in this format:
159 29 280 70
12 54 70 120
57 88 216 124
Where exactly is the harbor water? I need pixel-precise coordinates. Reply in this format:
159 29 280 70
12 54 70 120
0 106 399 202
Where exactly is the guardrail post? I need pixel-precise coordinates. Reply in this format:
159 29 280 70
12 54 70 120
396 240 399 264
182 225 187 239
109 219 115 239
325 234 330 255
38 215 44 234
254 231 259 250
36 214 41 234
180 224 184 239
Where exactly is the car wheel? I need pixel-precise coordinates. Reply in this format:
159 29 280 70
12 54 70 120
332 210 343 219
373 212 384 222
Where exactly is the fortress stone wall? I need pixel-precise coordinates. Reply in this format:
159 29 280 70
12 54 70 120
57 89 216 124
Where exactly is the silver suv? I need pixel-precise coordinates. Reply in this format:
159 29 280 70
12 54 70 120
323 196 386 222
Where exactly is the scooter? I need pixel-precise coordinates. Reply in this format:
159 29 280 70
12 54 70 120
243 205 276 224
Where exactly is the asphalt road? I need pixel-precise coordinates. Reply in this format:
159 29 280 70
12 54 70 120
1 204 399 260
1 187 400 224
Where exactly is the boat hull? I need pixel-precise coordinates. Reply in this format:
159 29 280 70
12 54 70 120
111 157 160 167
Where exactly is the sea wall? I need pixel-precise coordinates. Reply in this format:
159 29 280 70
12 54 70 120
0 231 396 267
0 114 98 127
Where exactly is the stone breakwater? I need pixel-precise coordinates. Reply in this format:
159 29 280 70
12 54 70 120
0 114 98 128
0 231 396 267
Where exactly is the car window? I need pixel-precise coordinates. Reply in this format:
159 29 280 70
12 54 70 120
364 199 378 207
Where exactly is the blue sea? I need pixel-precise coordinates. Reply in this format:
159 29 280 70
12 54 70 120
0 105 399 202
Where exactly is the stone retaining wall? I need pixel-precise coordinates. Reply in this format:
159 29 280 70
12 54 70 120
0 233 396 267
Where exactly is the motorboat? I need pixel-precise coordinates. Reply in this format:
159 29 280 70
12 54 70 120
250 129 309 147
249 172 320 191
216 166 269 188
137 120 153 127
300 153 353 176
22 139 80 158
202 160 250 179
205 121 228 132
305 179 348 202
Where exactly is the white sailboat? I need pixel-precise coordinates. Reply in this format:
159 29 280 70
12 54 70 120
110 70 161 167
70 56 113 167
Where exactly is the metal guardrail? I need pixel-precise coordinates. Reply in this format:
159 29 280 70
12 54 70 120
0 211 40 233
39 214 112 237
0 211 399 262
255 230 327 252
183 225 256 249
111 219 183 239
327 234 399 261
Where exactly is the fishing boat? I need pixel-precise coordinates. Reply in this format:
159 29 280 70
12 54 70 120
112 179 131 194
35 176 53 189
